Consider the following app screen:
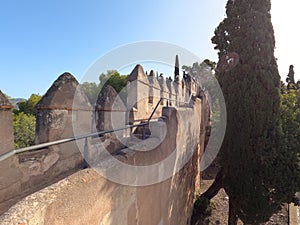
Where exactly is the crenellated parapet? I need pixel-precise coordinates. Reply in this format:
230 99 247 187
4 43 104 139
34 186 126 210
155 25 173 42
29 72 92 191
127 64 150 122
126 64 200 123
0 57 205 216
148 70 161 106
94 85 126 133
157 74 168 105
0 73 94 215
36 72 92 143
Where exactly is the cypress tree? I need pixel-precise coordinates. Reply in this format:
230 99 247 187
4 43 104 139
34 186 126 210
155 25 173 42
286 65 298 90
206 0 300 224
174 54 180 82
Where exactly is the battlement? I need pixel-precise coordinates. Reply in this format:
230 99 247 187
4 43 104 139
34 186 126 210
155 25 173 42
0 59 207 218
127 64 199 107
123 64 199 124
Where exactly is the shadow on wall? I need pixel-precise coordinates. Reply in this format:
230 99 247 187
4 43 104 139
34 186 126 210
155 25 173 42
0 60 208 222
0 98 207 225
0 73 92 215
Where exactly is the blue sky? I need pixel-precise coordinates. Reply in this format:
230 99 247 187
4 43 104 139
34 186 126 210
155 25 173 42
0 0 299 98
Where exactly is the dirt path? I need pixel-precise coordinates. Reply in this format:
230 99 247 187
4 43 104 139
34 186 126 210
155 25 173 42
192 179 289 225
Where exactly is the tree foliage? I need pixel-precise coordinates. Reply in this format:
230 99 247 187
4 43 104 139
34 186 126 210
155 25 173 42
182 59 216 75
14 94 42 116
13 112 36 148
80 82 101 105
210 0 299 224
81 70 128 105
99 70 127 93
12 94 41 148
182 60 220 112
280 88 300 162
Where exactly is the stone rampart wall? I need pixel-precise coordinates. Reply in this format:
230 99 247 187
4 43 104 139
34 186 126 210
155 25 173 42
0 73 92 214
0 98 209 225
125 64 199 124
0 64 206 218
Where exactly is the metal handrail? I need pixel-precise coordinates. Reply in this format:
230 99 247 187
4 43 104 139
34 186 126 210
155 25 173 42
148 98 164 123
0 123 147 162
0 97 192 162
148 97 190 123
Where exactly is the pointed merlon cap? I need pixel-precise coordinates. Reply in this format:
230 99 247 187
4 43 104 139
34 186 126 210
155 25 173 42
166 78 175 93
149 70 155 77
148 70 160 88
36 72 92 110
95 85 125 111
0 90 13 109
158 75 167 89
96 85 117 110
127 64 147 82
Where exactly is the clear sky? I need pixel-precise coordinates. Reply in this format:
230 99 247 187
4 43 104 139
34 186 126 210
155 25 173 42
0 0 299 99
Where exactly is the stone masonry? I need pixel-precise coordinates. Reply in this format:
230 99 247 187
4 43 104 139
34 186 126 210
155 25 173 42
0 57 208 223
0 73 93 215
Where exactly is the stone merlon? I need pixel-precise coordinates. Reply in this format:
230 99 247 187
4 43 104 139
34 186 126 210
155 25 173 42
36 72 92 111
0 91 12 109
127 64 147 82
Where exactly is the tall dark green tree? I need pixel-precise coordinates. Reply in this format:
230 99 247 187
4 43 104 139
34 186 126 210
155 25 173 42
174 54 180 82
200 0 300 224
285 65 300 90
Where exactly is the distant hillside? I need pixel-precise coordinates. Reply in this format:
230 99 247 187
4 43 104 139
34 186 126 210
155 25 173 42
9 98 26 109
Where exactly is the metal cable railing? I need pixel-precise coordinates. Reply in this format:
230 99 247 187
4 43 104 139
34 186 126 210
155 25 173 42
0 97 192 162
0 123 147 162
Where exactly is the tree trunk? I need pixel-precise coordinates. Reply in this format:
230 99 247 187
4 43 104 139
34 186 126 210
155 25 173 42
228 198 238 225
200 168 224 200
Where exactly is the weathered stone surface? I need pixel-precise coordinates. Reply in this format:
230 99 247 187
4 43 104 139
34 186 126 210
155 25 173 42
35 71 92 144
0 62 205 221
95 85 126 132
157 76 169 105
148 70 161 107
0 90 14 155
0 72 94 215
166 79 176 106
0 161 22 190
18 151 60 176
0 99 204 225
127 64 147 82
0 91 12 108
148 70 160 88
32 72 92 190
0 97 20 215
36 73 78 109
96 85 118 111
127 65 150 123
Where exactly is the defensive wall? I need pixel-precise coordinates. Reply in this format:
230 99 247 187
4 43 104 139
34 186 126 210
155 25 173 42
0 73 92 215
0 62 210 224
